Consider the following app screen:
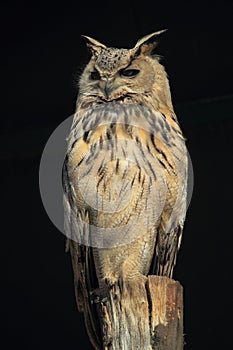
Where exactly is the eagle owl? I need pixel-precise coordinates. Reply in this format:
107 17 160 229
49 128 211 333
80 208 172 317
63 30 188 348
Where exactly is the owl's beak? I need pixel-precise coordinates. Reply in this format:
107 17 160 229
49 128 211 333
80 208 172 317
104 80 112 99
99 78 115 100
98 78 114 100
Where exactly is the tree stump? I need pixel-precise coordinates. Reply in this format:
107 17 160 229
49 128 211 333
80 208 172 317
95 276 183 350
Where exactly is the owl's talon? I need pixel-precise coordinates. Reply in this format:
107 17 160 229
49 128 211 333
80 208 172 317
104 277 116 288
90 288 109 304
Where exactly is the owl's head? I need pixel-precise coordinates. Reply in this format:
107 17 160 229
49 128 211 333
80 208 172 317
78 30 172 108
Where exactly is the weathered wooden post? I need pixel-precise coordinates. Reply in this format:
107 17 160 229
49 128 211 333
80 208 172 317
94 275 183 350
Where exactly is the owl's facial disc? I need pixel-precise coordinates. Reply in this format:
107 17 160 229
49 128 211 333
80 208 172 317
80 45 158 101
87 47 140 100
89 65 141 100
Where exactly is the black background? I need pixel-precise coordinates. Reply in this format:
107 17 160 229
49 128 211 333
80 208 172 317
4 1 233 349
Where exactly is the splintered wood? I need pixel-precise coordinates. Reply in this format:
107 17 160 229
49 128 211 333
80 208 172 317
97 276 183 350
148 276 183 350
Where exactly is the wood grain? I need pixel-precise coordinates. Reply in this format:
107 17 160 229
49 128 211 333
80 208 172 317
95 276 183 350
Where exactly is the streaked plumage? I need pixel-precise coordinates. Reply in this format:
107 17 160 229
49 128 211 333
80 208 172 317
63 31 188 349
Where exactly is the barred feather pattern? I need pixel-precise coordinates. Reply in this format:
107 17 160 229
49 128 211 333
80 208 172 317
63 101 187 339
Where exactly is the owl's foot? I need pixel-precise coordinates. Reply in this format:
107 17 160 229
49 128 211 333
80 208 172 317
90 288 109 304
104 277 117 288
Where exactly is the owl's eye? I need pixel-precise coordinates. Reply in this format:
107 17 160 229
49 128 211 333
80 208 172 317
90 70 100 80
120 69 140 77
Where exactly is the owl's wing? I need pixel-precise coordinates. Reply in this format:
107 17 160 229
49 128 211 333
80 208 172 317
149 224 184 277
63 159 102 350
148 112 188 278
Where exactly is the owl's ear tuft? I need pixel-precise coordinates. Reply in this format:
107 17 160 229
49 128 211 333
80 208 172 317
133 29 167 56
81 35 107 57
